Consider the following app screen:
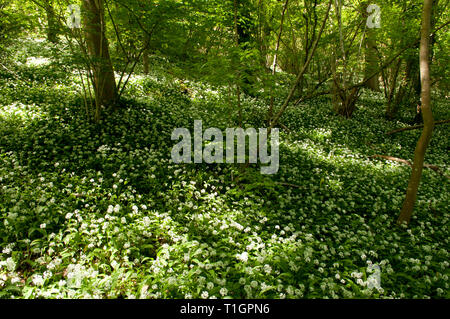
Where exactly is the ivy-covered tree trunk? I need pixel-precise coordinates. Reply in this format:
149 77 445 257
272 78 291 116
397 0 435 226
82 0 118 120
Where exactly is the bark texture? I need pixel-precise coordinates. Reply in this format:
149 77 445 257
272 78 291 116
82 0 118 119
45 1 58 43
397 0 435 226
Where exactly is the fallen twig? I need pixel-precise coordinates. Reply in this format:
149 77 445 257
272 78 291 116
369 155 449 179
387 119 450 135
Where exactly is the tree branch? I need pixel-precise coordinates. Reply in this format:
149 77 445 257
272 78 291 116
387 119 450 135
369 155 448 178
269 0 332 131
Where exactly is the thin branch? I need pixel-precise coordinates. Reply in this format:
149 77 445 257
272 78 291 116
268 0 290 126
369 155 448 178
387 119 450 135
269 0 332 132
105 0 129 62
351 19 450 90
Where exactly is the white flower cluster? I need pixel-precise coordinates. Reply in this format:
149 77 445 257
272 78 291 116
65 264 98 288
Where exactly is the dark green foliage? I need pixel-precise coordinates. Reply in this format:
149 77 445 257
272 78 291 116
0 37 448 298
0 0 449 300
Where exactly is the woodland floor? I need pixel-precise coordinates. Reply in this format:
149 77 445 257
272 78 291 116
0 38 449 299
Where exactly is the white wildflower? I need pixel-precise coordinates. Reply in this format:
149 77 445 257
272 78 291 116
219 288 228 296
6 257 16 272
236 252 249 263
201 291 209 299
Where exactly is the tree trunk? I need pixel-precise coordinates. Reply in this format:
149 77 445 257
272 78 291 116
143 52 149 75
234 0 253 95
397 0 434 226
269 0 332 131
364 32 380 92
45 1 58 43
233 0 243 126
362 1 379 92
82 0 118 120
143 34 150 75
385 59 402 119
267 0 289 126
330 0 360 118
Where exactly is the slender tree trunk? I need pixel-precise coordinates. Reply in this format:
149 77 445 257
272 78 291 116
143 51 149 75
267 0 289 126
233 0 242 127
143 34 150 75
82 0 118 120
397 0 435 226
330 47 340 114
234 0 253 95
330 0 360 118
256 0 270 69
269 0 332 131
385 59 402 119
